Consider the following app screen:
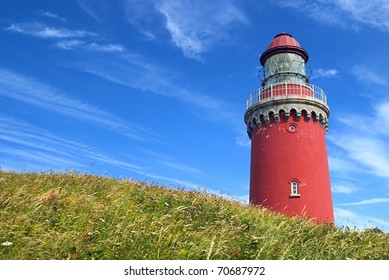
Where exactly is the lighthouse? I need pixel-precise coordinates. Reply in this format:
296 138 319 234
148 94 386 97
244 32 334 223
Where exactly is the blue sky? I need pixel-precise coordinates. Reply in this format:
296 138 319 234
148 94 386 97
1 0 389 231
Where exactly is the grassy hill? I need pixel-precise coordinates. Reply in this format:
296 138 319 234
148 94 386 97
0 171 388 260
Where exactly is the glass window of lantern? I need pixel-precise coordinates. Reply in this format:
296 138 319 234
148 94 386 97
264 53 306 80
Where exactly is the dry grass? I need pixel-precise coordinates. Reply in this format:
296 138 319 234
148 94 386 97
0 171 388 260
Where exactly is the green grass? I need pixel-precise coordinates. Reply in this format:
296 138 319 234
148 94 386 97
0 171 388 260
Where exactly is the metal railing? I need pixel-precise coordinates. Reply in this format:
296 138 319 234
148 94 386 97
246 83 327 109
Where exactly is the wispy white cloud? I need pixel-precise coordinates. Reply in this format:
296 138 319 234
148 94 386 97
137 148 202 174
55 39 85 50
6 22 96 38
336 116 372 135
0 146 82 170
71 54 242 133
231 194 249 204
331 135 389 178
77 0 101 22
351 65 388 86
329 100 389 179
157 160 202 173
0 115 144 173
147 173 239 198
340 198 389 206
159 12 202 59
311 68 339 79
158 0 249 59
375 102 389 135
235 134 251 148
145 173 202 190
334 207 389 231
5 5 241 133
87 42 125 52
6 20 126 54
123 0 161 41
56 40 125 52
332 183 358 194
327 101 389 231
0 114 211 192
327 103 389 231
331 0 389 31
276 0 389 32
39 11 67 22
0 68 159 142
139 30 157 41
328 156 361 174
124 0 249 59
339 102 389 137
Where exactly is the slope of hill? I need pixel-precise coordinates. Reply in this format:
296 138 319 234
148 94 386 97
0 171 388 260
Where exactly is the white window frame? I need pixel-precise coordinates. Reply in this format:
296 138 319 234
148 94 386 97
290 180 300 196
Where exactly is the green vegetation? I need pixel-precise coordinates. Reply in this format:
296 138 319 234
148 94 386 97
0 171 388 260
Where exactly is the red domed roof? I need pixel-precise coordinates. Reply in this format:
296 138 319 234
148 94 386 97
267 32 301 49
259 32 309 65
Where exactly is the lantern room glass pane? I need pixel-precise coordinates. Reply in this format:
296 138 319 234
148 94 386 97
263 53 306 85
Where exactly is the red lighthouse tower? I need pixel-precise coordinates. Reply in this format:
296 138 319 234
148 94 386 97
244 33 334 223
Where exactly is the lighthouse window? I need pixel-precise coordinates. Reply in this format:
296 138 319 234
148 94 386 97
287 123 298 133
291 181 299 196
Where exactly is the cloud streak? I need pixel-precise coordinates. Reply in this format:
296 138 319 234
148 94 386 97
157 160 201 174
124 0 249 59
333 136 389 178
328 100 389 179
335 207 389 231
235 134 251 148
5 8 241 133
56 40 125 52
328 101 389 232
71 54 242 135
6 21 125 54
352 65 388 86
0 68 159 142
0 115 206 190
158 0 249 59
340 198 389 206
311 68 339 79
276 0 389 32
137 148 202 174
375 103 389 135
332 184 358 194
39 11 67 22
0 115 144 173
6 22 96 38
123 0 161 41
77 0 102 22
328 156 361 174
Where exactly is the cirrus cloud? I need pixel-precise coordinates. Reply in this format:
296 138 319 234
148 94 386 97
275 0 389 32
6 22 96 38
124 0 249 60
